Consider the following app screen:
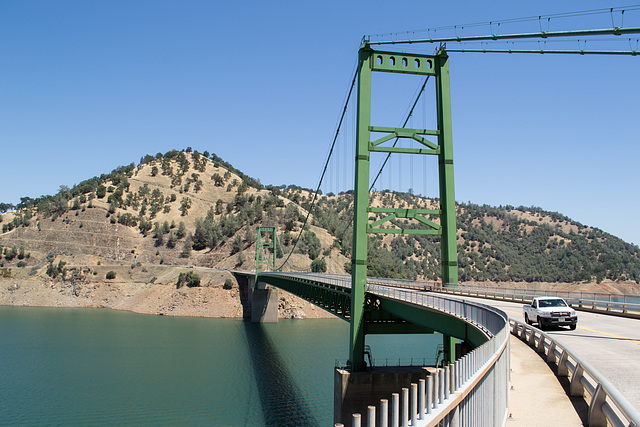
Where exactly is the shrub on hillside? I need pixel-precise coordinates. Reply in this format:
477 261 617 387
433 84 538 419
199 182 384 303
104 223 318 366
106 271 116 280
176 271 200 288
311 258 327 273
223 278 234 289
46 260 67 279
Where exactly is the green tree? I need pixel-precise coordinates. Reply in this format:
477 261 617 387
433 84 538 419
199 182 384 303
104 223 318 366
176 271 200 288
311 258 327 273
231 234 243 254
96 185 106 198
215 199 224 215
245 229 256 246
179 197 192 216
180 240 192 258
0 203 14 213
166 231 178 249
212 173 224 187
176 221 186 239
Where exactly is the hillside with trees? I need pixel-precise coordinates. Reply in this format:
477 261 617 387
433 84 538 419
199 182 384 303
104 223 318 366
1 148 639 298
0 149 345 285
308 190 640 285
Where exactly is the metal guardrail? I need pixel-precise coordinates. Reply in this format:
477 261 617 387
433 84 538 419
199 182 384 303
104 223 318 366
510 319 640 427
336 285 510 427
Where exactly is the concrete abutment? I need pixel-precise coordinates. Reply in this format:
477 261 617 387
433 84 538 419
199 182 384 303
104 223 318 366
334 367 431 427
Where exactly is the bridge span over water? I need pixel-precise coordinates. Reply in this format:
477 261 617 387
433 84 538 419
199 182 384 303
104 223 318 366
234 270 511 426
233 270 640 426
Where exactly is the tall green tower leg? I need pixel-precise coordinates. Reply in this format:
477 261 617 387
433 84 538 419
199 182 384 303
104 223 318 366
349 45 372 371
435 52 458 287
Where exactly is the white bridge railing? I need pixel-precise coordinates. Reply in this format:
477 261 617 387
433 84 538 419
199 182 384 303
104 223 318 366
336 285 510 427
511 319 640 427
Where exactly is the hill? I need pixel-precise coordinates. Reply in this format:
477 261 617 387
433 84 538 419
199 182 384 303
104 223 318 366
0 149 344 317
310 191 640 286
1 148 639 316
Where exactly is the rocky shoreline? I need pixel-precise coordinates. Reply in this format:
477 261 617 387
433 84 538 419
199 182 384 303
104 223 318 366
3 273 638 320
0 277 335 319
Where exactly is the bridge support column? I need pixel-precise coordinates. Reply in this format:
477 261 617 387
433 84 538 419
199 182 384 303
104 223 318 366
435 52 458 287
443 335 458 365
334 367 431 427
251 283 278 323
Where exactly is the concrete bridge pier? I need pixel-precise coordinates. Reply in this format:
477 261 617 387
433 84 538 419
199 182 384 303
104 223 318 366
232 273 279 323
251 280 278 323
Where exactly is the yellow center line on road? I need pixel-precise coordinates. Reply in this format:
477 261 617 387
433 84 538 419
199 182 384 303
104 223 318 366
577 326 640 345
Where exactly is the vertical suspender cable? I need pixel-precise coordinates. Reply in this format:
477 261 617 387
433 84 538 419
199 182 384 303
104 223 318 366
277 64 359 270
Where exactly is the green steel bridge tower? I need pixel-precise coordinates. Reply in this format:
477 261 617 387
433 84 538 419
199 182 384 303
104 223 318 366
349 42 458 371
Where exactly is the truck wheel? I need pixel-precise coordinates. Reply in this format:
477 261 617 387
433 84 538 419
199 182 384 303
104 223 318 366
570 324 576 330
524 314 531 325
537 317 545 330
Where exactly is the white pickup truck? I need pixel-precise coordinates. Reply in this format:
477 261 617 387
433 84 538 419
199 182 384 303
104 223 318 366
523 296 578 330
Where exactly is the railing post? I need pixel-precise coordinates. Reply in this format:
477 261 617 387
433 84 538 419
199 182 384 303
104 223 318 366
419 379 426 420
557 350 570 377
547 341 557 364
402 388 409 427
367 406 376 427
380 399 389 427
450 363 456 394
439 368 445 404
433 370 440 409
444 365 450 400
570 363 585 397
450 406 460 427
537 333 546 354
588 383 608 427
391 393 399 427
528 328 536 346
411 383 418 426
426 375 433 414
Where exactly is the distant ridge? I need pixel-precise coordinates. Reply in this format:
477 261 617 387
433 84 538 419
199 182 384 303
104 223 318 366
1 148 638 288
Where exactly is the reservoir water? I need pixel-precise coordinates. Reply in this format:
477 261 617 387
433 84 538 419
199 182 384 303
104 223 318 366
0 306 440 426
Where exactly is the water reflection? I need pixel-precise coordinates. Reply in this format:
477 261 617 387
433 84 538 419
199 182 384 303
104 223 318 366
243 321 318 426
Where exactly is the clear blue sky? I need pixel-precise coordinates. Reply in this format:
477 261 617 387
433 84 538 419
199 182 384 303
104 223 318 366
1 1 638 246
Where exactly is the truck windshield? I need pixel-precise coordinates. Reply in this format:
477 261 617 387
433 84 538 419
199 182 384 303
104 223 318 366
539 299 567 308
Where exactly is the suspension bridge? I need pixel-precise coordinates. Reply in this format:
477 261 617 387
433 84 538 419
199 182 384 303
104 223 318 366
234 7 639 426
